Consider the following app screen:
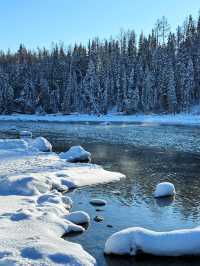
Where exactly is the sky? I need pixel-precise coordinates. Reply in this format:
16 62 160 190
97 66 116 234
0 0 199 52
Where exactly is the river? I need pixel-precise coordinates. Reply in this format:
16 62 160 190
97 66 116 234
0 120 200 265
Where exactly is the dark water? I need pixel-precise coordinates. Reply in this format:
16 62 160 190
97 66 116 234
0 121 200 265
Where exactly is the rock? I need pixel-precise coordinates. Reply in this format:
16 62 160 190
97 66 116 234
66 211 90 225
59 146 91 163
32 137 52 152
154 182 176 198
94 215 104 222
90 199 107 206
107 224 113 228
95 209 104 212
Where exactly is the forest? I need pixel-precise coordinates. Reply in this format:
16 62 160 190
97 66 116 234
0 14 200 115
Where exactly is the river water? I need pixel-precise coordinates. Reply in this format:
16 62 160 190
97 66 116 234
0 120 200 265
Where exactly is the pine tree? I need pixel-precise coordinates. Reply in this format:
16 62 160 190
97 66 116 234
183 58 194 112
166 62 177 113
82 59 100 114
125 68 139 114
0 72 14 114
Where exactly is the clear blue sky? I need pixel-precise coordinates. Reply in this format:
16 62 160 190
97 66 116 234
0 0 199 51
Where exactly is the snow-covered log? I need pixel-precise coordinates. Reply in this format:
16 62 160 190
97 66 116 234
105 227 200 256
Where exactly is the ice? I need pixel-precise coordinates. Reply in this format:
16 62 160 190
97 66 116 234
154 182 176 198
105 227 200 256
60 145 91 162
32 136 52 152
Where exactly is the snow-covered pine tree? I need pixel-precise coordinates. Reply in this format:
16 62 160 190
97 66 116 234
183 58 194 112
0 72 14 114
124 68 139 114
166 61 177 113
82 59 100 114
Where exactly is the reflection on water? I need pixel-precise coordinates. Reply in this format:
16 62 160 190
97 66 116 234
0 121 200 265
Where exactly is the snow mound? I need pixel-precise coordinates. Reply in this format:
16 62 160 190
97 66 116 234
32 137 52 152
105 227 200 256
66 211 90 225
90 199 107 206
154 182 175 198
60 146 91 162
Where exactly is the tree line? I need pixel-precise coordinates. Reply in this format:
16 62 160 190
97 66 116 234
0 13 200 115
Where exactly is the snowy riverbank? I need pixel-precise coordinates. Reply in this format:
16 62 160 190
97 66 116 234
0 113 200 126
0 138 124 265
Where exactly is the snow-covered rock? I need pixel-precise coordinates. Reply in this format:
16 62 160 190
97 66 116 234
59 145 91 162
90 199 107 206
32 137 52 152
105 227 200 256
19 130 32 139
154 182 176 198
66 211 90 225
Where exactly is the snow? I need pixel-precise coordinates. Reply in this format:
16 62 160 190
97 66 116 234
105 226 200 256
60 146 91 163
0 113 200 126
90 199 107 206
0 139 29 150
32 136 52 152
0 138 125 265
154 182 176 198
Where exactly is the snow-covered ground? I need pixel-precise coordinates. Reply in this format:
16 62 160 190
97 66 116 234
0 113 200 126
0 138 125 265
